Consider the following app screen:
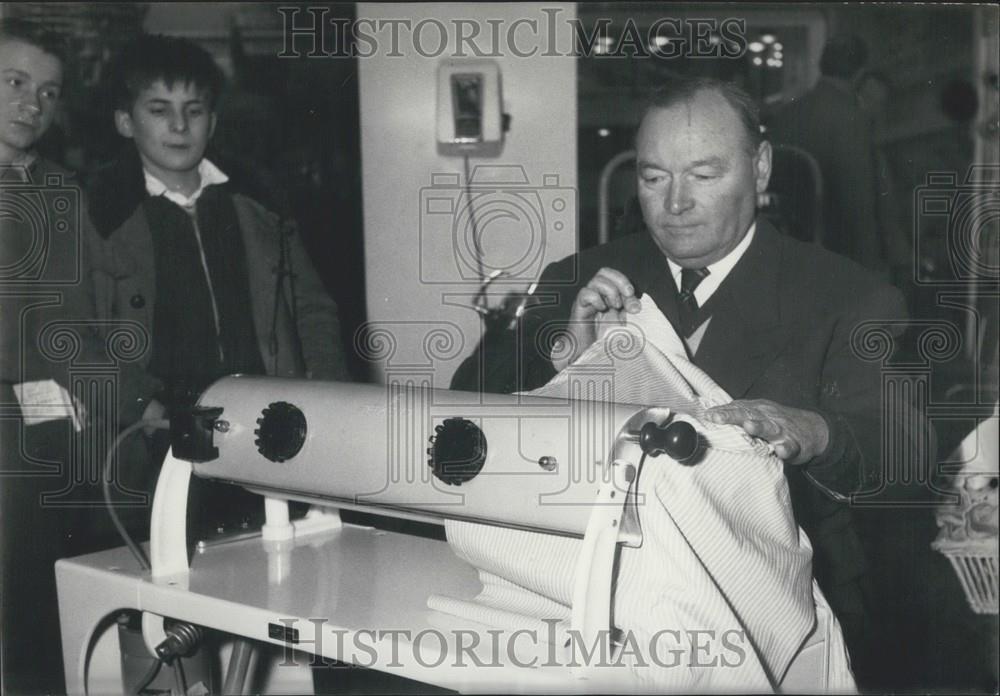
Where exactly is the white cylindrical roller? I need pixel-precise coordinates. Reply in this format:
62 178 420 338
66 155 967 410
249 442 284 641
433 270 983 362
191 376 645 537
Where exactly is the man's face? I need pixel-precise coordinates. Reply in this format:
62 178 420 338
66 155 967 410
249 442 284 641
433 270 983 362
636 90 771 268
0 38 62 163
115 79 216 184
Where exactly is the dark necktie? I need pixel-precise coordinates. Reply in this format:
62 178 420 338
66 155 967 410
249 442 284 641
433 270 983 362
677 267 710 337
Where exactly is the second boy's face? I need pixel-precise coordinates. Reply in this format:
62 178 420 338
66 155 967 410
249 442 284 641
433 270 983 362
115 79 215 184
0 38 62 163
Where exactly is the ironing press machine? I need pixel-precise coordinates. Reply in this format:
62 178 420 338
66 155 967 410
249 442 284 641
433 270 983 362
56 375 845 694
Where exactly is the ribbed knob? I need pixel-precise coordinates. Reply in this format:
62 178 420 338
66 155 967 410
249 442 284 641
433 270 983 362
254 402 307 463
427 418 487 486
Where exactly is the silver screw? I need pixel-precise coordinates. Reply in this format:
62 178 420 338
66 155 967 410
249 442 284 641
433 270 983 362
538 456 558 471
214 420 231 433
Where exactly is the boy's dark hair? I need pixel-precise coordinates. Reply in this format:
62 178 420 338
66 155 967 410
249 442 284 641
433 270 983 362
0 18 68 65
639 74 763 155
109 33 225 113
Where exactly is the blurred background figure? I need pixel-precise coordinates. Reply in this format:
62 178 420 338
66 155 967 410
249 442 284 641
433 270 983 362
767 34 888 274
855 68 912 286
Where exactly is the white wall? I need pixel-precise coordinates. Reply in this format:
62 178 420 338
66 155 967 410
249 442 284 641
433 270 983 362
359 3 578 386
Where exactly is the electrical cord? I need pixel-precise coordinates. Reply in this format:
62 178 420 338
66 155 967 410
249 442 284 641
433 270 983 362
172 658 187 695
155 621 203 661
98 422 209 695
102 418 170 571
268 218 299 373
463 153 486 298
127 621 202 695
89 620 202 696
460 154 541 329
133 656 163 694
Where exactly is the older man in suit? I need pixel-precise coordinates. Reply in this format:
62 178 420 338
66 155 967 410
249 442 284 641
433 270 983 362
453 75 923 682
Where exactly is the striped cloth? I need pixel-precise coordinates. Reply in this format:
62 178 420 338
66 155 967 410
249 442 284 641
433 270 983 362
430 297 845 690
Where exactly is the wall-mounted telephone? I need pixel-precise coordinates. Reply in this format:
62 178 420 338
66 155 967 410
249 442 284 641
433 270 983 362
437 60 505 157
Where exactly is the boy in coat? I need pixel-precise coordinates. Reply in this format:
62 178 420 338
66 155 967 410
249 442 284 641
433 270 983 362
87 34 348 536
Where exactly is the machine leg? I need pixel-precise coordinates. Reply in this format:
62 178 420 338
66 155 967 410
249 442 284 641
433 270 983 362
569 456 636 677
223 638 258 695
56 559 142 695
149 450 192 579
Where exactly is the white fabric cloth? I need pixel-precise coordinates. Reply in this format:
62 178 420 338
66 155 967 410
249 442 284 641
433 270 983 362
429 296 854 691
143 157 228 210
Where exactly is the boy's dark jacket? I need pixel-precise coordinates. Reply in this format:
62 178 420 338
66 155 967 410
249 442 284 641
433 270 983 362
86 148 347 425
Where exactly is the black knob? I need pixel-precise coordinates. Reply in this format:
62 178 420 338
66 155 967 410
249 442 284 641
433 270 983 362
427 418 487 486
255 401 307 462
639 419 699 464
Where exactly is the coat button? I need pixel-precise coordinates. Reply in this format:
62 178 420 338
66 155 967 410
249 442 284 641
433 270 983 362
130 293 146 309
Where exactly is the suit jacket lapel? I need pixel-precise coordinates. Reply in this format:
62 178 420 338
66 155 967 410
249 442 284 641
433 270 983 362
694 221 790 398
632 232 680 328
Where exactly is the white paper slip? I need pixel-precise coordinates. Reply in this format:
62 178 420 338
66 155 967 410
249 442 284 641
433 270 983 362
12 379 83 431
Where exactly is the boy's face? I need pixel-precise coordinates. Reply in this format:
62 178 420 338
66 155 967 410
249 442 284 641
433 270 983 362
115 79 216 183
0 38 62 163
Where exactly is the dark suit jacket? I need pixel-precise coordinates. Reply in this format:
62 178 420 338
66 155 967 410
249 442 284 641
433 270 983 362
453 220 915 616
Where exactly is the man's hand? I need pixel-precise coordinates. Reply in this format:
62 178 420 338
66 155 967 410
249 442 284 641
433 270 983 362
704 399 830 466
551 268 642 371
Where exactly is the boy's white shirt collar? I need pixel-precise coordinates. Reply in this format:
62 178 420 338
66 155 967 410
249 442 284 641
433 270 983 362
143 158 229 210
666 222 756 307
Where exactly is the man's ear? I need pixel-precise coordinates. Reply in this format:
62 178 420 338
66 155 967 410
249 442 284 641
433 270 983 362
754 140 773 194
114 110 134 139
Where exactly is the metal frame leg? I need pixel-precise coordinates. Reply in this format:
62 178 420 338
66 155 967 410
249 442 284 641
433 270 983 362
56 558 142 695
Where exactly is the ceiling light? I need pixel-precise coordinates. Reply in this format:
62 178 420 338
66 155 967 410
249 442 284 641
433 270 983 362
598 128 611 137
774 42 783 51
762 34 776 44
753 56 763 66
774 51 783 59
749 41 765 53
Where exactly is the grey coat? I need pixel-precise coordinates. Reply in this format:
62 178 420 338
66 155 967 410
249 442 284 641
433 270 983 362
88 191 347 425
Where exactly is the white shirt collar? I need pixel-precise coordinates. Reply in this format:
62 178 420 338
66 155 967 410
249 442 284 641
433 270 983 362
666 222 756 307
143 158 229 210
